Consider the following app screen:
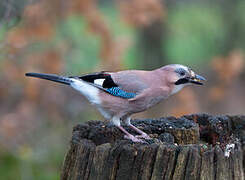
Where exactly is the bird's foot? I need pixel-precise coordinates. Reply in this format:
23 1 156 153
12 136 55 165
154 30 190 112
135 133 151 140
124 134 145 143
128 124 151 140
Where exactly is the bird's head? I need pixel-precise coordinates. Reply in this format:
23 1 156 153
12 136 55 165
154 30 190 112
160 64 206 95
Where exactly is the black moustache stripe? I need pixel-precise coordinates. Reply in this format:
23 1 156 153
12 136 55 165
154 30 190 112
175 78 189 85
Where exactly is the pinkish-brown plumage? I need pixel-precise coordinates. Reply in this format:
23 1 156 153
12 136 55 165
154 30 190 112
25 64 206 142
98 69 171 118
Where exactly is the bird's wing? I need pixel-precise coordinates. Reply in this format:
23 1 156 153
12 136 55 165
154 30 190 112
127 88 151 102
128 87 168 102
72 71 149 99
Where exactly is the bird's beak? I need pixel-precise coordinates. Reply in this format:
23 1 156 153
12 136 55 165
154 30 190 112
189 74 206 85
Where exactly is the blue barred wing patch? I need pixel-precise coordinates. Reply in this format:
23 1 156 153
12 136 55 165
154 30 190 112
105 87 136 99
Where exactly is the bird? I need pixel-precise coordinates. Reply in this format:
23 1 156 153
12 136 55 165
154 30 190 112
25 64 206 142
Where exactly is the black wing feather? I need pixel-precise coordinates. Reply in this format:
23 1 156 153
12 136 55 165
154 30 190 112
72 72 118 88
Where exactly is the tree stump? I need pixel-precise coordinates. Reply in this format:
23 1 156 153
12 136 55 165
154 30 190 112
61 114 245 180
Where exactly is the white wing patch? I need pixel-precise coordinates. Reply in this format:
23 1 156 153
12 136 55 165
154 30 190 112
70 78 101 105
94 79 105 86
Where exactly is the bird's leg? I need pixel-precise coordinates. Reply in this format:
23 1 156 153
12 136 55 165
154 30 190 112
112 116 144 143
125 117 151 140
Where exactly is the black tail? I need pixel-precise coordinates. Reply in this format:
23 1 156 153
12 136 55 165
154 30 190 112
25 73 73 85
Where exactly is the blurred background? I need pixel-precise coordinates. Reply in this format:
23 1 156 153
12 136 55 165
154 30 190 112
0 0 245 179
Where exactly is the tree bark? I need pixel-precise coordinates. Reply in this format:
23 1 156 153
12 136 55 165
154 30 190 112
61 114 245 180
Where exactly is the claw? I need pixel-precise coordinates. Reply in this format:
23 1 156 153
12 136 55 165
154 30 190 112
117 124 145 143
128 124 151 140
135 133 151 140
124 134 145 143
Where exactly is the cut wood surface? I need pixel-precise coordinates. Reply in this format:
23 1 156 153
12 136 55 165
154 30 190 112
61 114 245 180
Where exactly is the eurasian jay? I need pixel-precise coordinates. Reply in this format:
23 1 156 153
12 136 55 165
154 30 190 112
25 64 205 142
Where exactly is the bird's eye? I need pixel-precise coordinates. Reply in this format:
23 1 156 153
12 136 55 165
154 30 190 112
180 71 185 76
175 68 186 76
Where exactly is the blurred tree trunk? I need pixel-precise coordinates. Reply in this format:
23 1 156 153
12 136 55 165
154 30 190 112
117 0 166 69
138 21 165 70
219 0 245 80
221 0 240 56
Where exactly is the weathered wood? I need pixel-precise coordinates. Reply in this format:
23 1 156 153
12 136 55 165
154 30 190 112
151 144 177 180
200 149 215 180
185 146 201 180
88 143 111 180
172 146 190 180
215 145 231 180
61 114 245 180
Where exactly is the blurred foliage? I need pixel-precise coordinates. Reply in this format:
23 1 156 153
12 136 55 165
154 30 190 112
235 1 245 49
99 6 138 68
0 0 245 179
56 15 100 73
0 0 28 28
166 3 226 64
0 144 63 180
0 147 21 180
